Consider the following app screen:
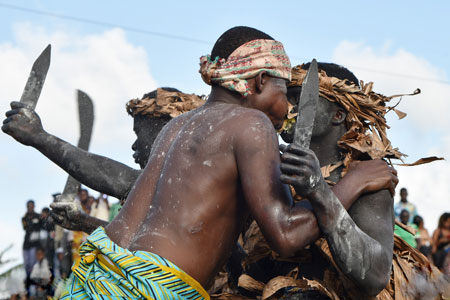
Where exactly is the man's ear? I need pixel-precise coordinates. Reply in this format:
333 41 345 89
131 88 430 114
254 71 267 94
332 108 347 125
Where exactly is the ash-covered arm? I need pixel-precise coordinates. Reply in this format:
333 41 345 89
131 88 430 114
307 183 393 296
2 101 140 199
281 145 396 296
51 200 109 234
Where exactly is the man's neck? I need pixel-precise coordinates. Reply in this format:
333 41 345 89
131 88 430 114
207 86 244 106
400 199 408 203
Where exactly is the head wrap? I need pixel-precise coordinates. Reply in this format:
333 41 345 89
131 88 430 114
126 88 205 118
199 39 291 97
288 65 421 168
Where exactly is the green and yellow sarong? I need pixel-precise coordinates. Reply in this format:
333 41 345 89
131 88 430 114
61 227 209 300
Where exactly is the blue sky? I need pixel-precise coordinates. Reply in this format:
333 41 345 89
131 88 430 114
0 0 449 262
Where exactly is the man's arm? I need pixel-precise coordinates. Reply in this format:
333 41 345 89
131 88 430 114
2 101 140 199
281 144 395 296
234 113 390 253
50 201 108 234
22 216 27 229
235 113 396 296
291 159 397 247
346 190 394 295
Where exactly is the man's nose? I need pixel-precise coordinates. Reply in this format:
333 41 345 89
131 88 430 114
131 141 137 151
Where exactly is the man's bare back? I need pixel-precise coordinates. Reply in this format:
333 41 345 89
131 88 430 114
106 100 273 285
104 63 397 293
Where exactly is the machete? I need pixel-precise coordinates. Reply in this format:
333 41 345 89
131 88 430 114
60 90 95 197
19 44 51 110
293 59 319 149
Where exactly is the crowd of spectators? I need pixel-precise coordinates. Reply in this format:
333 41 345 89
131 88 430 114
393 188 450 275
14 188 120 300
8 186 449 299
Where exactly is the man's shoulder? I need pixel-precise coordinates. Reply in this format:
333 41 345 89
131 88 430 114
227 107 274 133
394 201 404 208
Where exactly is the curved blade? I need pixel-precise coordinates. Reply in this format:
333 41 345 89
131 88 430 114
20 44 51 110
76 90 94 150
61 90 95 196
293 59 319 149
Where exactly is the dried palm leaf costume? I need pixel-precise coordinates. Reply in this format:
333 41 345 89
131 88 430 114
211 66 446 300
61 39 291 300
126 89 206 119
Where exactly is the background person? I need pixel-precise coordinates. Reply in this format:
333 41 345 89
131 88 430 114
21 199 41 293
394 209 417 248
39 207 55 268
432 212 450 271
89 193 110 221
29 247 52 299
413 215 433 258
394 187 417 223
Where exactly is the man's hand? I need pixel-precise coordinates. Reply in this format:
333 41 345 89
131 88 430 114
2 101 45 146
346 160 398 196
50 200 88 232
279 144 325 198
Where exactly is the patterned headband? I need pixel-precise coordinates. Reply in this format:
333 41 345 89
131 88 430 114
199 39 291 97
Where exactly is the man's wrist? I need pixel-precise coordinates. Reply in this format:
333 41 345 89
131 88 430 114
31 130 49 147
339 170 365 198
307 180 330 206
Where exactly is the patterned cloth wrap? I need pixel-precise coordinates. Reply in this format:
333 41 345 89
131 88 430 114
199 39 291 97
61 227 209 300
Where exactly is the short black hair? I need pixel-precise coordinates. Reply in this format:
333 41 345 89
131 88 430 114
413 215 423 226
400 209 410 216
142 87 181 100
42 207 50 214
400 187 407 193
301 62 359 87
26 199 34 205
211 26 273 60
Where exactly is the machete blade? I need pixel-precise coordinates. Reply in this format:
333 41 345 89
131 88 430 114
293 59 319 149
76 90 94 150
61 90 95 196
19 44 51 110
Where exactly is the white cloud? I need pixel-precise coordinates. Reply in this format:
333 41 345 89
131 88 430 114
332 41 450 131
332 41 450 231
0 23 157 148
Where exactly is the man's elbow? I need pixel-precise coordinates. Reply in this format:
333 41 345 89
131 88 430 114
361 274 390 297
271 234 305 258
360 254 392 296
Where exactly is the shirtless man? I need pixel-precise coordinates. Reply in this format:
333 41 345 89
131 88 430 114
40 26 395 299
2 88 202 232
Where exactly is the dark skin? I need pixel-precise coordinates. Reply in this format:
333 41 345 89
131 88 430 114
2 95 392 240
3 76 395 291
2 103 168 232
400 210 410 225
105 73 397 288
277 86 395 296
1 103 160 197
400 189 408 203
